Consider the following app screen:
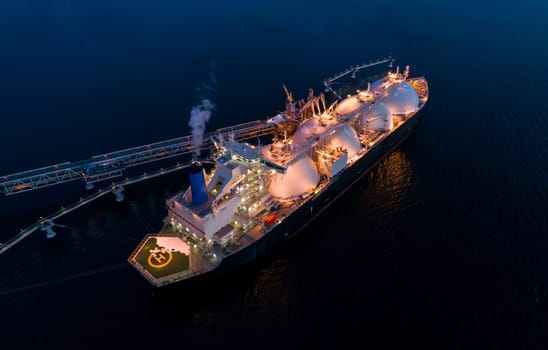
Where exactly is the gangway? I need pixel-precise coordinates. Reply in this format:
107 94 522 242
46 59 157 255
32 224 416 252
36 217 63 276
0 120 274 196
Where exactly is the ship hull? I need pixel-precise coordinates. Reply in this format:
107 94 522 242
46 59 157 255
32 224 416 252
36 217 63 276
151 112 420 292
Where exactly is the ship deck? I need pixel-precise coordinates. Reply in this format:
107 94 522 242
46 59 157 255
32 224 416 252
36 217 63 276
128 226 219 287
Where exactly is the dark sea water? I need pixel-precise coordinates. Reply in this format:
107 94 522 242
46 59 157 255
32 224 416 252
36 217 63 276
1 0 547 348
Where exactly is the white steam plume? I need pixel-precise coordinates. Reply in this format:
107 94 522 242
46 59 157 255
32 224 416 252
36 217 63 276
188 99 215 156
188 61 217 156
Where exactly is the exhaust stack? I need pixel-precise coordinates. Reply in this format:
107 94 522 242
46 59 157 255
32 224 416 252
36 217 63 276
189 162 208 206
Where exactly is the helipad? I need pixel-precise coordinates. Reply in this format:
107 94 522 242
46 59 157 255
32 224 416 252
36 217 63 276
129 234 192 285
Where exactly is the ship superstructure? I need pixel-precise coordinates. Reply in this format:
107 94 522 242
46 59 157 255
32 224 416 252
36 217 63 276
129 64 429 287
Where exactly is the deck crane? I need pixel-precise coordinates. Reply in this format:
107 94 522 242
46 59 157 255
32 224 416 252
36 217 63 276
282 84 296 118
282 84 293 102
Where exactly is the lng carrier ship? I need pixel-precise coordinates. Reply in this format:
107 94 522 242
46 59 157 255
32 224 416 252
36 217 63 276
128 62 429 288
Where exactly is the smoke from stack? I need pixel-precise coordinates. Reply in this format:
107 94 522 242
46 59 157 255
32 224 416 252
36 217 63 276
188 61 217 156
189 99 214 156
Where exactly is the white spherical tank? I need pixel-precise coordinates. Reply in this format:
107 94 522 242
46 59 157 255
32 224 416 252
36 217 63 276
360 102 393 131
383 81 419 115
268 155 319 199
291 117 326 146
334 96 362 115
328 124 361 159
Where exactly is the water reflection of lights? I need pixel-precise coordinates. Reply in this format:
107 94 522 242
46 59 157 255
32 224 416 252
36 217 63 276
243 258 291 317
374 150 412 191
361 150 414 215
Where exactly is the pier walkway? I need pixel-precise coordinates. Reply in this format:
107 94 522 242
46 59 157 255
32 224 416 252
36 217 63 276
322 56 394 99
1 120 274 196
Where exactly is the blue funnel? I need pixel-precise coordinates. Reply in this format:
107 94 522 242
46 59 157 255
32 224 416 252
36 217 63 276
189 163 208 206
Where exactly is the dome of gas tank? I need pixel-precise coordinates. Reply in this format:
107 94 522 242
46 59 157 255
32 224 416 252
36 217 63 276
291 117 327 146
327 124 361 160
360 102 393 131
334 96 362 115
268 155 319 199
383 81 419 115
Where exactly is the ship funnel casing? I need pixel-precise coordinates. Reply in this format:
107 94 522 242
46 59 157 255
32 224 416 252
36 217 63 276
383 81 420 115
189 163 208 206
268 155 319 199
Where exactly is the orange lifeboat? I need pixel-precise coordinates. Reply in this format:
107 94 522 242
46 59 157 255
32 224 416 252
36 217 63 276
264 214 277 227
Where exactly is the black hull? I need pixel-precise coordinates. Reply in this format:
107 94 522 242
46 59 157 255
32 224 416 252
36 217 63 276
153 113 420 292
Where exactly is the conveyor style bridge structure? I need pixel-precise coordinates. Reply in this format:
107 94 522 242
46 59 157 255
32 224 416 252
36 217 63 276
322 56 394 99
1 120 274 196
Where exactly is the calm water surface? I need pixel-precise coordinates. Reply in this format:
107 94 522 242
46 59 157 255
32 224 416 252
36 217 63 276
1 0 547 348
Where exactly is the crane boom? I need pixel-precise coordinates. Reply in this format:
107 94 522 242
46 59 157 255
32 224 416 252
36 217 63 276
282 84 293 102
